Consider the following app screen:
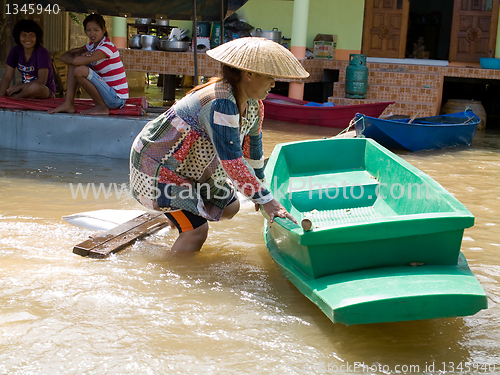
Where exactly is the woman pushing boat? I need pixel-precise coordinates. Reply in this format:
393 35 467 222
129 37 309 252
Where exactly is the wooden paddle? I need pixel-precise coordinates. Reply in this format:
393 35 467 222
73 212 169 258
407 111 420 124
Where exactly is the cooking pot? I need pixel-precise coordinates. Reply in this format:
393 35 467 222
157 39 190 52
253 28 281 43
141 34 157 50
129 34 142 49
135 18 152 25
155 19 169 26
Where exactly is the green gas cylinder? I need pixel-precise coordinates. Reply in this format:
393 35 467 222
345 54 368 99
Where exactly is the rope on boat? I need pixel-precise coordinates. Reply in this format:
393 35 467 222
333 107 477 134
335 115 365 138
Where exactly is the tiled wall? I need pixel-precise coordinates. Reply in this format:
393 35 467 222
121 48 324 82
122 48 500 81
120 49 222 77
120 48 500 117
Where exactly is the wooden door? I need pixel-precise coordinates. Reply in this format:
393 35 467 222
449 0 500 62
361 0 410 58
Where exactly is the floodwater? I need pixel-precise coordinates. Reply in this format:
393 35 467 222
1 115 499 374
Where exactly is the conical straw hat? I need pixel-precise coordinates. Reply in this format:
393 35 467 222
206 37 310 79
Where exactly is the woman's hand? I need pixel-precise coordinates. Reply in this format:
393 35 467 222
59 46 93 65
6 84 23 96
72 50 107 66
256 199 298 224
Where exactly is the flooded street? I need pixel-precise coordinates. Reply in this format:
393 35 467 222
0 118 499 374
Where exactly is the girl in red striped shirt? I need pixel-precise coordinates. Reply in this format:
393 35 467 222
49 14 129 115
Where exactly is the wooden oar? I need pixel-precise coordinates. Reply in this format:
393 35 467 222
73 212 169 258
463 116 477 124
407 111 420 124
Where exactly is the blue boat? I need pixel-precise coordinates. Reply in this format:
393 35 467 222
354 110 481 152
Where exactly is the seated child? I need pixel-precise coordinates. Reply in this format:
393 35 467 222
48 14 129 115
0 19 56 98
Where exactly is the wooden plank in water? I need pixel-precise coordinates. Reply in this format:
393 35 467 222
73 212 168 258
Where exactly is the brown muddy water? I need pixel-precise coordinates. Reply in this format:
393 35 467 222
0 111 499 374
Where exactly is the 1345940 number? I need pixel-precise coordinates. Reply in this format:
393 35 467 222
6 3 60 14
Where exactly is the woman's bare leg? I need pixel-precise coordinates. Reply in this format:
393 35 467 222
171 222 209 252
73 66 109 115
170 200 239 252
48 65 79 113
220 199 240 220
12 82 51 99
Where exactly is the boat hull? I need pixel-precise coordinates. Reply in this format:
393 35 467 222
265 226 488 325
268 221 468 279
354 111 480 151
263 93 393 128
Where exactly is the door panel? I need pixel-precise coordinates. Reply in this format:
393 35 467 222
362 0 410 58
449 0 499 62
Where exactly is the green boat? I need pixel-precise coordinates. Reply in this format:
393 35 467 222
261 138 487 325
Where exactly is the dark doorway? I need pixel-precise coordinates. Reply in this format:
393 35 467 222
405 0 454 60
442 77 500 129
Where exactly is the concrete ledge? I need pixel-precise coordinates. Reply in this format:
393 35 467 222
0 109 152 159
367 57 449 66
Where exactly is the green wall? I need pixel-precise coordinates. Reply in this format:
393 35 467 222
173 0 364 51
239 0 364 49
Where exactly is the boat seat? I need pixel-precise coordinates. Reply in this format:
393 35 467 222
288 170 380 212
299 205 384 227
